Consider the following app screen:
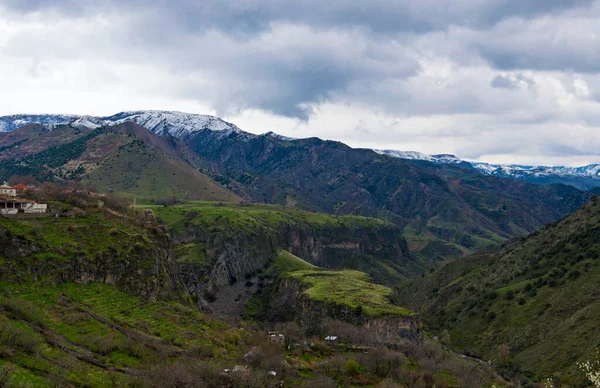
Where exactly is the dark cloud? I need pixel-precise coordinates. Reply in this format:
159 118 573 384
3 0 600 166
491 75 517 89
474 9 600 73
2 0 87 15
4 0 594 35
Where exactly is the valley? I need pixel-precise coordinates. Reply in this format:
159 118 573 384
396 196 600 386
0 111 598 387
0 193 502 387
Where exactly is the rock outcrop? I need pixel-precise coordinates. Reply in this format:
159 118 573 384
173 219 416 305
270 277 422 346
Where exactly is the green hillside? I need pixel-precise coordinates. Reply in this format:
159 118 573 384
395 196 600 386
0 197 504 387
0 282 236 387
83 138 240 202
147 201 422 284
275 251 412 317
0 123 239 202
149 201 389 234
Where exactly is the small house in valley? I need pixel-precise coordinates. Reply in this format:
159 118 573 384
0 182 48 215
268 332 285 346
325 335 338 345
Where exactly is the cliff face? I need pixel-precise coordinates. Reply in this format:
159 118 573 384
271 277 422 346
176 224 279 297
173 219 416 303
0 216 180 301
281 223 415 284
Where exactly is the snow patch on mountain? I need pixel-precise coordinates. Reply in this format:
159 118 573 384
70 116 105 129
374 149 434 161
264 131 298 141
103 110 246 140
0 114 77 132
0 110 252 141
378 148 600 180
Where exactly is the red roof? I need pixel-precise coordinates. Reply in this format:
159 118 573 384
13 184 27 190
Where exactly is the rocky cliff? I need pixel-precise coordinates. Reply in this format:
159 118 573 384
0 210 180 301
171 214 417 305
270 277 422 346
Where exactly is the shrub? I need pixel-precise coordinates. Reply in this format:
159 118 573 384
0 321 40 354
346 359 360 376
224 331 241 345
303 376 337 388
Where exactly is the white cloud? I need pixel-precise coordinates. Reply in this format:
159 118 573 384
1 1 600 166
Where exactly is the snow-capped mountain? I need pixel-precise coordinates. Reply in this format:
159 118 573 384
0 114 79 132
102 111 246 140
0 110 250 141
2 111 600 189
376 149 600 189
374 150 463 164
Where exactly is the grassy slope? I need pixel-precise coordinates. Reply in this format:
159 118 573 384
275 251 412 317
395 196 600 384
0 283 235 387
147 201 389 234
0 204 160 288
0 201 502 387
84 138 240 202
0 204 240 387
0 124 240 202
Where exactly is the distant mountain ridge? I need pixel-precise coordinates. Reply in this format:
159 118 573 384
0 111 246 140
3 111 599 189
375 149 600 189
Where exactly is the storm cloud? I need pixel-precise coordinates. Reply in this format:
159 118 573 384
1 0 600 165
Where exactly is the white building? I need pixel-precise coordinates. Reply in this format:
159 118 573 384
0 183 48 215
0 198 48 215
0 183 17 197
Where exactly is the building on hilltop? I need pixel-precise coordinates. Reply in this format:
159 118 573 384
0 181 48 215
0 198 48 215
0 182 16 197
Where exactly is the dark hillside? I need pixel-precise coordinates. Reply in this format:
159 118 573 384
185 130 592 262
395 196 600 385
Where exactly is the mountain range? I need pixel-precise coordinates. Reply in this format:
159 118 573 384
0 110 592 265
2 110 600 386
375 149 600 190
4 112 600 190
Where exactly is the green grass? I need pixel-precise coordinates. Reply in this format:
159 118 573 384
175 242 206 264
0 282 236 387
277 251 412 317
0 208 152 259
396 197 600 383
272 250 316 273
145 201 390 234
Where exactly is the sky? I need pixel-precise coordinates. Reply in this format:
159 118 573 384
1 0 600 166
